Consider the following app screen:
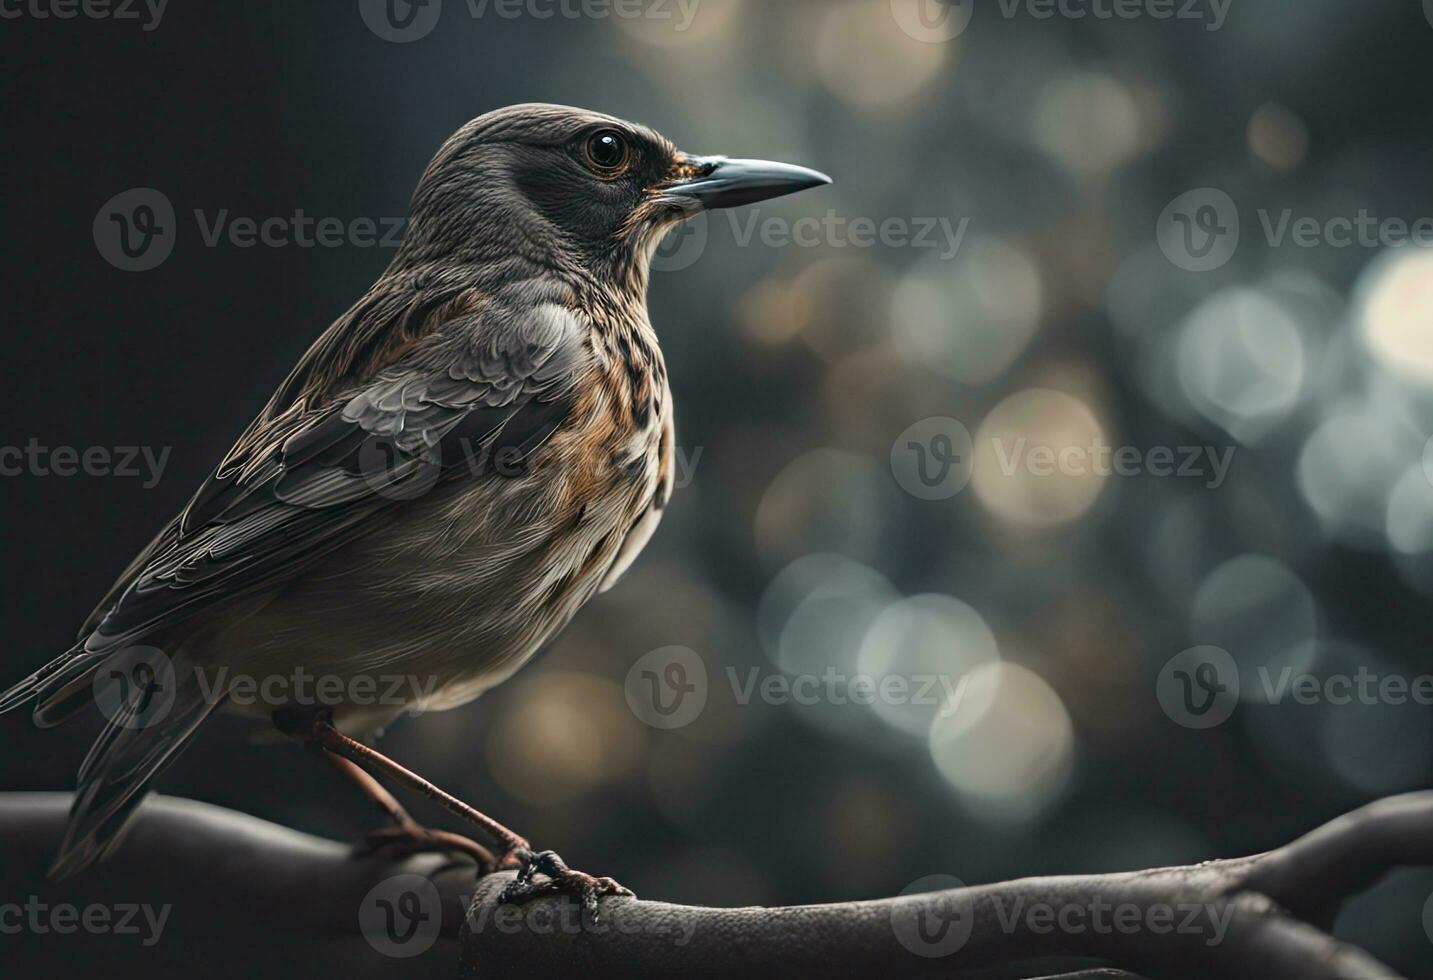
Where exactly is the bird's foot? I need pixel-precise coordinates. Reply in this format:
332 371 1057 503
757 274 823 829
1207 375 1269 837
498 848 634 920
360 820 501 874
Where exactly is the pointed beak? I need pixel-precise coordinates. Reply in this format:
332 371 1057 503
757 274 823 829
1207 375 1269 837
666 156 832 211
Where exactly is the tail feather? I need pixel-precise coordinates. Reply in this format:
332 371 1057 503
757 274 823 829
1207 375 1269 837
49 655 223 879
34 656 110 729
0 645 86 715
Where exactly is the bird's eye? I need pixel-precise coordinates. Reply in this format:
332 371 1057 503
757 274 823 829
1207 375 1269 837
583 130 632 176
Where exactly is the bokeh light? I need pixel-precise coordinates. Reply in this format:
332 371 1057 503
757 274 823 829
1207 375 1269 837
928 663 1075 823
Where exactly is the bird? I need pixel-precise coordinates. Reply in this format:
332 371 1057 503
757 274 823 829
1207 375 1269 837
0 103 829 911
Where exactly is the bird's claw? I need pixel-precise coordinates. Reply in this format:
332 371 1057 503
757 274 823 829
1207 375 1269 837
498 849 634 920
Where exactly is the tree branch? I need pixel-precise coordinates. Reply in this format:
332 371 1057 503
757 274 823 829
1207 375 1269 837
1 791 1424 979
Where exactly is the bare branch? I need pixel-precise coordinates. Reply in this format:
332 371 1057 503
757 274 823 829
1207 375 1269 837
3 791 1426 979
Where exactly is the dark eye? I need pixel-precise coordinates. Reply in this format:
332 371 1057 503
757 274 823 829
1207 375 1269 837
583 130 631 176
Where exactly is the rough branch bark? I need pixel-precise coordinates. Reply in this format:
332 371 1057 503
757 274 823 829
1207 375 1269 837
1 791 1425 979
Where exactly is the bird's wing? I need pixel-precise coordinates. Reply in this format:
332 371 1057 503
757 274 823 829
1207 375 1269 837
77 265 489 639
80 298 590 657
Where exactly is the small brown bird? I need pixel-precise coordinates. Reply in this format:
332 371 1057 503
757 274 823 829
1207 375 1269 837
0 104 829 909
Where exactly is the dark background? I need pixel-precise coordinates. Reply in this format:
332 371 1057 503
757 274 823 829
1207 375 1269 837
4 0 1433 974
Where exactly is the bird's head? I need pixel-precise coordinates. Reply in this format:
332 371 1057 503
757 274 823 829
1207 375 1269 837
394 104 831 293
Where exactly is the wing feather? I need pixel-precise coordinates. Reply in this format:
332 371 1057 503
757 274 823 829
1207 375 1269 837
77 300 589 659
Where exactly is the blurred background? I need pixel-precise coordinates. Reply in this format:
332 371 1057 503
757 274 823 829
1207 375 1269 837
4 0 1433 972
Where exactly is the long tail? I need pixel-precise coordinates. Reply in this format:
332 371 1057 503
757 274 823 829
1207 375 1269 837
0 642 146 728
0 644 86 716
2 643 223 878
49 649 223 878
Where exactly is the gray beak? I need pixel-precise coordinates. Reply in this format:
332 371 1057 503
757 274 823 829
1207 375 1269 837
668 156 832 211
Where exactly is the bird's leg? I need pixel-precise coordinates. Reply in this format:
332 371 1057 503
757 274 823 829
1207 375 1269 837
287 709 633 917
318 748 500 872
305 714 530 857
319 747 411 826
